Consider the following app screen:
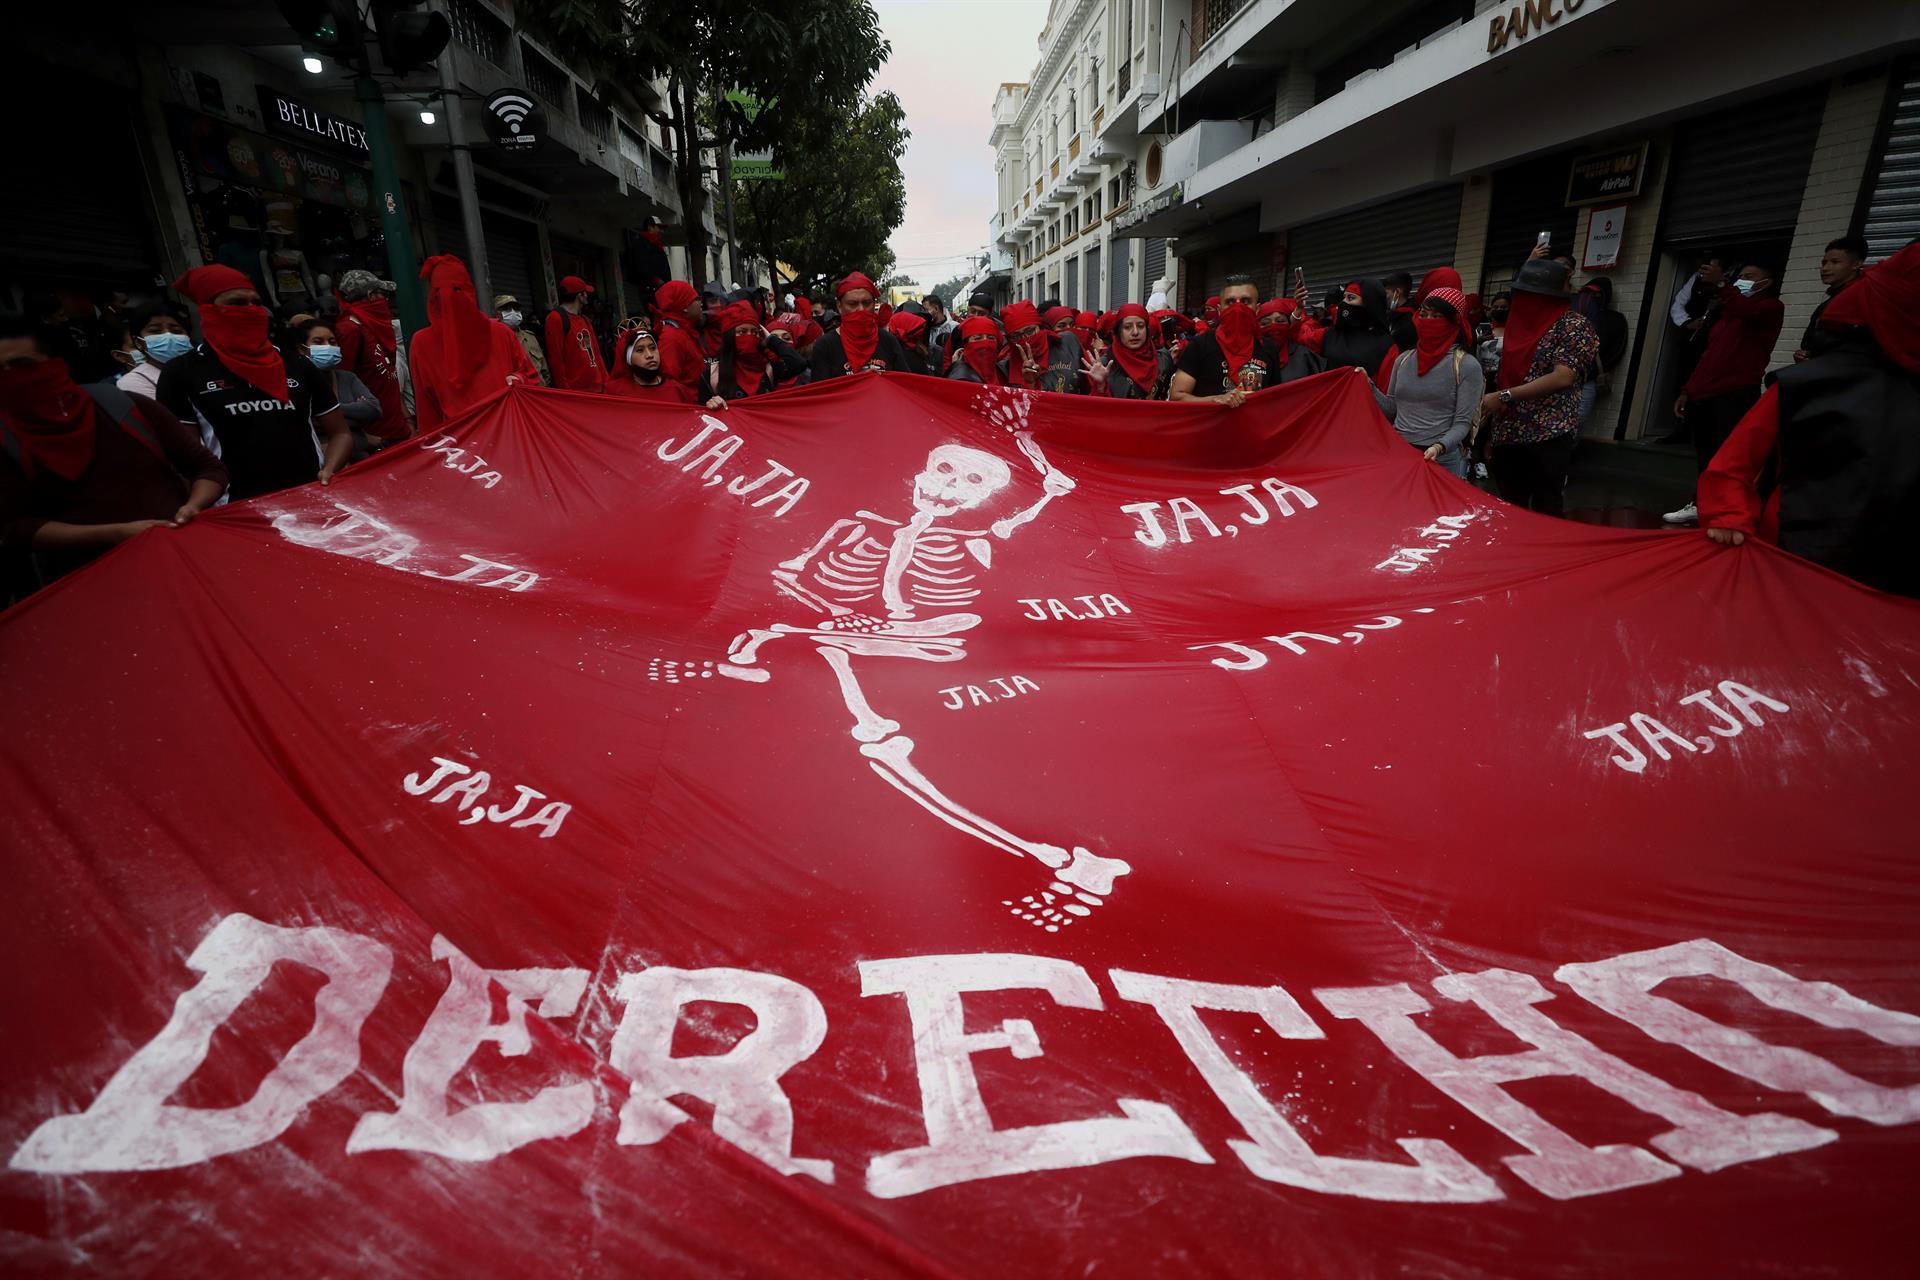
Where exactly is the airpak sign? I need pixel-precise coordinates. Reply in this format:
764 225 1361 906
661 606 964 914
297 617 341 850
257 87 370 157
1566 141 1648 206
1486 0 1589 54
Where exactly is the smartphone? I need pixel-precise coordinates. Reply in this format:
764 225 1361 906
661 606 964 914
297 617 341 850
1536 230 1552 247
1293 266 1306 289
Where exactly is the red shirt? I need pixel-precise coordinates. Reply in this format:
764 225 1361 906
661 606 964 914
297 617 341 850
410 323 541 432
606 375 694 403
654 321 708 399
335 313 408 440
544 310 606 392
1683 291 1784 401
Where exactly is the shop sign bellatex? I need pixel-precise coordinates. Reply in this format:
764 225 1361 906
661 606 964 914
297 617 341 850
257 87 370 158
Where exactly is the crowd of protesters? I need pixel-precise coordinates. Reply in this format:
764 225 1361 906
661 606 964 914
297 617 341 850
2 230 1916 602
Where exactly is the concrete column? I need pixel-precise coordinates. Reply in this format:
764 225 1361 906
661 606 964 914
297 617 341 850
1273 56 1315 127
1452 174 1492 293
1768 71 1889 368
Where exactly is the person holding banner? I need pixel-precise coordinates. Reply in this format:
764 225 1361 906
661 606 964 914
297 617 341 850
808 273 912 379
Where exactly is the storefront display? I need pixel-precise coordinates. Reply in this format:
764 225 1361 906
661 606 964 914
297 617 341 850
166 107 418 312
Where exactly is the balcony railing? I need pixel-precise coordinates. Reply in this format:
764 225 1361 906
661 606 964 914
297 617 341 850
1194 0 1253 53
1069 135 1080 160
449 0 509 66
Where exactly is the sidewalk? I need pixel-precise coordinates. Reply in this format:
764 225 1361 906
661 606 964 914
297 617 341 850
1562 438 1695 530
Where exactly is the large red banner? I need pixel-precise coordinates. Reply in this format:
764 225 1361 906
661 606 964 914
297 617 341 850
3 370 1917 1277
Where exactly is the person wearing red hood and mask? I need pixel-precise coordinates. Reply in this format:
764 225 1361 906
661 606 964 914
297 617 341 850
1151 308 1193 362
998 301 1055 391
1033 304 1086 392
157 264 351 500
408 256 539 431
1072 309 1098 353
946 315 1006 386
1699 238 1920 596
762 312 816 389
647 280 709 400
1 314 228 581
807 273 911 379
1202 296 1222 329
607 327 723 406
1082 303 1171 400
1171 275 1288 407
1255 298 1327 385
886 310 932 376
333 268 409 443
713 301 786 400
543 275 606 392
1371 287 1484 478
1476 258 1598 516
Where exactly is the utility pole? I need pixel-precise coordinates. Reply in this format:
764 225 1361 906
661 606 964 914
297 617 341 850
434 7 488 305
355 72 426 332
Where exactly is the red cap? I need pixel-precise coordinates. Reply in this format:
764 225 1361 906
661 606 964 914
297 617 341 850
560 275 595 296
836 271 879 299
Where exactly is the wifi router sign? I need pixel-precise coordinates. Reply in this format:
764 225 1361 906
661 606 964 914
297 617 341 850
485 89 546 153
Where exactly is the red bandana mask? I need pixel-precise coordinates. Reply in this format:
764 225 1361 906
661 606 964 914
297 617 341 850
0 358 98 480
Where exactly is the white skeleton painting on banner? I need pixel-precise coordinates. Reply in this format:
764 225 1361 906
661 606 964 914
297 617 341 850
652 397 1129 931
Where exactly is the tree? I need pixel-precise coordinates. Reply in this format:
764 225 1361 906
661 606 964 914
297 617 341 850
732 92 908 298
521 0 889 287
929 274 973 305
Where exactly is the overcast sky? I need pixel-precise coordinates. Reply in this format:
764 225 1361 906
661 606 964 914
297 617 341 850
871 0 1052 288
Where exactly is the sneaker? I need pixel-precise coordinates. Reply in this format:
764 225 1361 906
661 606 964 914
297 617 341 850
1472 462 1489 480
1662 502 1698 524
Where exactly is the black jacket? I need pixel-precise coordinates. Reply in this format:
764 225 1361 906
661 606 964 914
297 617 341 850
808 328 911 379
1321 279 1396 378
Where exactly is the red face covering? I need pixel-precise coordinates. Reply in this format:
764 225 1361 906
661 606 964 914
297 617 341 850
1498 288 1572 390
336 293 398 364
1214 300 1257 383
1257 299 1300 366
1108 303 1160 392
999 302 1049 387
1412 314 1457 376
719 301 768 388
0 357 98 479
1820 240 1920 373
1204 296 1221 326
838 309 880 372
419 254 505 400
174 265 290 402
955 316 1001 384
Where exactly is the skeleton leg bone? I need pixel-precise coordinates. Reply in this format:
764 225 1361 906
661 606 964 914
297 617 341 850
860 735 1131 908
818 647 901 743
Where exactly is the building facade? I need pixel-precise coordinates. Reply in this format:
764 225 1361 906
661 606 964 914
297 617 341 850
1005 0 1920 443
989 0 1181 311
6 1 743 328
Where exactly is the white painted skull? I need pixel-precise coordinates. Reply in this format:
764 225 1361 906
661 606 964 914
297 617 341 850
913 444 1012 514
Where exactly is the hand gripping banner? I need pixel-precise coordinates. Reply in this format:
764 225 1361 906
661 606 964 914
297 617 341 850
3 369 1917 1276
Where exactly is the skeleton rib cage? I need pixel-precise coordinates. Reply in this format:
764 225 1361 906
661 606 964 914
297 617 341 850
794 512 991 613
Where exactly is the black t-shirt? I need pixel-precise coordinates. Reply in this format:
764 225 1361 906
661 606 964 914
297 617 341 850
156 345 339 501
1175 331 1285 396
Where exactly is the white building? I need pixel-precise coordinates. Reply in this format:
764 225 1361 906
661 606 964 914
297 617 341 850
991 0 1920 443
990 0 1177 310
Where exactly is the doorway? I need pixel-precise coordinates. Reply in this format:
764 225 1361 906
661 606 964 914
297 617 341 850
1633 233 1792 443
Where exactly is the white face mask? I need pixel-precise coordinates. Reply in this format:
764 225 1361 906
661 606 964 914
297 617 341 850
500 310 522 329
1733 278 1760 297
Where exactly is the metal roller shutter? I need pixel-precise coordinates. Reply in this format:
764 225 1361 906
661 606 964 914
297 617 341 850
429 194 541 307
1083 245 1101 311
1065 254 1079 308
1143 237 1167 290
1109 238 1133 307
1481 152 1582 294
1860 63 1920 262
1662 85 1826 244
1289 184 1463 302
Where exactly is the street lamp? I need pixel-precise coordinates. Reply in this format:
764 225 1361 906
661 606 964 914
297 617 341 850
419 109 436 124
302 55 323 74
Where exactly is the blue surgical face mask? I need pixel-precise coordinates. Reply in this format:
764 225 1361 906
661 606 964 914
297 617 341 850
1733 278 1759 297
127 348 147 365
499 309 523 329
307 343 343 369
142 332 192 363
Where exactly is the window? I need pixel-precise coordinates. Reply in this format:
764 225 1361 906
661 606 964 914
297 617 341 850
521 42 567 109
1092 192 1103 221
576 86 612 143
449 0 508 66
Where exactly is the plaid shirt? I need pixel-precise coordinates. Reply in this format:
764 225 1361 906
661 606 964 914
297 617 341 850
1491 311 1599 445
